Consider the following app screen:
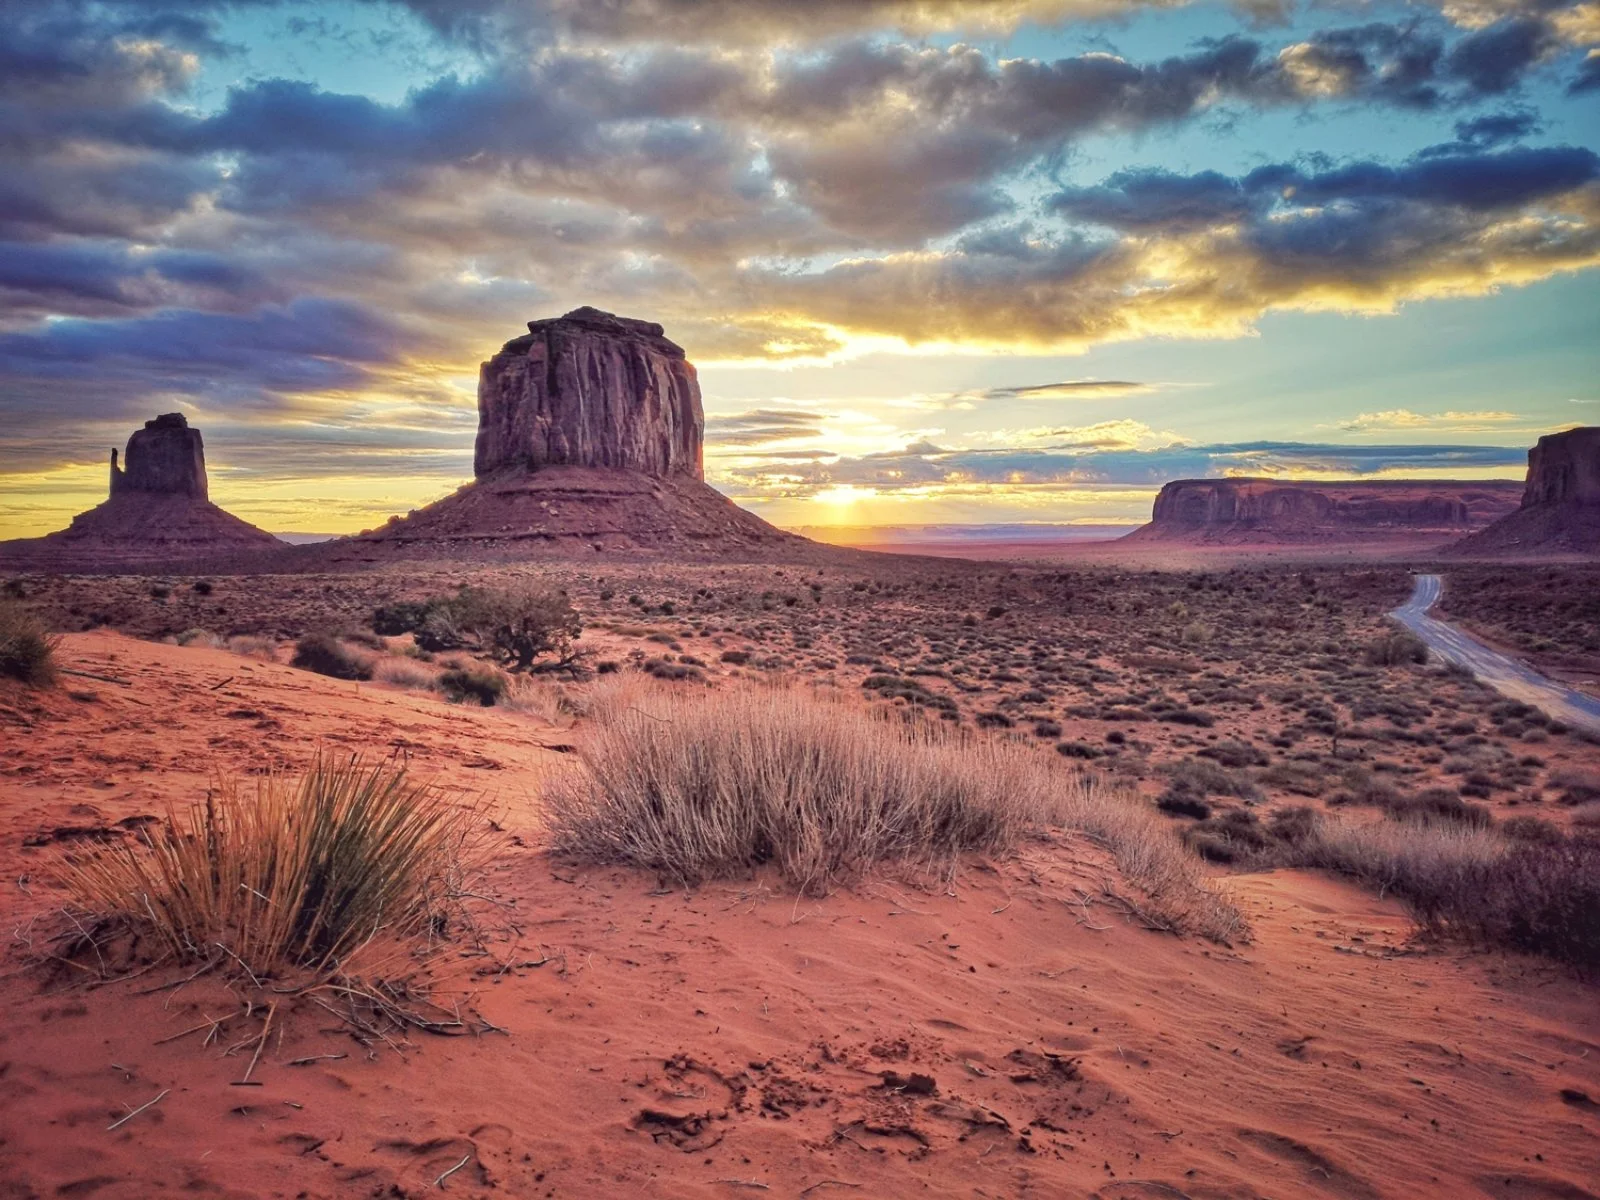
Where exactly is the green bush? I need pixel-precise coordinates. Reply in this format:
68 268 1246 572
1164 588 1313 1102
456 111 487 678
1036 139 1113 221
411 585 581 670
291 633 373 681
0 602 58 686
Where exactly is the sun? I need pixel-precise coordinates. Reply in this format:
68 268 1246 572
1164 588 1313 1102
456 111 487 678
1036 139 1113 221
810 484 876 510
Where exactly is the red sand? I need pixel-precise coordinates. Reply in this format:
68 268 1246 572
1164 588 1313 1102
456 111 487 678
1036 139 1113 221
2 633 1597 1198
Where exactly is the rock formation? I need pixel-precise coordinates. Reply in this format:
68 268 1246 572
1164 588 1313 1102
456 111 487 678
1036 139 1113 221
1447 427 1600 557
111 413 208 499
309 308 800 563
0 414 280 570
476 307 703 480
1126 478 1523 544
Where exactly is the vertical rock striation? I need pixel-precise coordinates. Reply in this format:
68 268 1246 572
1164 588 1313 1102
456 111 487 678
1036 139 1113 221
309 308 800 561
1448 427 1600 556
475 307 704 480
110 413 208 500
1521 427 1600 508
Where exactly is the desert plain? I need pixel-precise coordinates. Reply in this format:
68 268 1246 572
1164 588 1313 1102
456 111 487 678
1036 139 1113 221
2 540 1598 1200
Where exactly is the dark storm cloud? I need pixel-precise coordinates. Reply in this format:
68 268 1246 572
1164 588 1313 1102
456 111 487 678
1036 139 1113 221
1445 16 1561 94
1058 143 1599 231
1571 53 1600 93
0 240 273 319
0 298 412 415
1419 110 1542 156
1052 170 1261 231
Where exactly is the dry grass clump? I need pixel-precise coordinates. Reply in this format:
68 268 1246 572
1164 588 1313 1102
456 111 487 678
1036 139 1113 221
291 632 374 681
0 601 59 686
1364 627 1429 667
225 634 278 660
371 655 441 691
439 661 507 706
175 627 227 649
57 757 483 975
546 684 1242 940
1281 813 1600 969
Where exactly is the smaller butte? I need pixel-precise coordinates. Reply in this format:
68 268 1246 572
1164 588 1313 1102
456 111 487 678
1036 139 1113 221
0 413 280 571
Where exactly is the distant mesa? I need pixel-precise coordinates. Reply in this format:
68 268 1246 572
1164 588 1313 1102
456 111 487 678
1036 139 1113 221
312 307 799 562
1446 427 1600 558
1124 477 1524 545
0 413 280 571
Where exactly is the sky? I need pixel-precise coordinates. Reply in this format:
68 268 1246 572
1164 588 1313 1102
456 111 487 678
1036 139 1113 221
0 0 1596 536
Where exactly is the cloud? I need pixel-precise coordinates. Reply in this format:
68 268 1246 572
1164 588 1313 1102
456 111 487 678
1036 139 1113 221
705 407 830 445
1336 408 1525 431
0 0 1594 525
994 380 1152 400
730 438 1533 494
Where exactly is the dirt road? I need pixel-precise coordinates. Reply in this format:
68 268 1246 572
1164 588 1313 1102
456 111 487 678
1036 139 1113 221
1393 573 1600 735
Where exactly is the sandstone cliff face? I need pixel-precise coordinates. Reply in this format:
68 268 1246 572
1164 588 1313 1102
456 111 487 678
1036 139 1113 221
1131 478 1523 543
475 307 703 480
311 309 798 562
1521 427 1600 508
111 413 208 500
1447 427 1600 557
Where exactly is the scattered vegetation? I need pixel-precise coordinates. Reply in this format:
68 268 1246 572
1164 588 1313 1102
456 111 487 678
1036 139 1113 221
0 601 59 686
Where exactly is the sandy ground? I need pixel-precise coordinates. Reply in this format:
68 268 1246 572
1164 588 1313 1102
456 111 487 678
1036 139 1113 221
2 633 1597 1199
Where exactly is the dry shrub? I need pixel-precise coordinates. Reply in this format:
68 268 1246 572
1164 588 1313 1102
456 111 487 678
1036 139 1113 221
175 628 227 649
1364 627 1428 666
225 634 278 660
499 676 584 724
56 757 484 975
292 632 374 681
1285 814 1600 969
371 655 440 691
0 601 59 686
546 684 1241 940
439 661 507 706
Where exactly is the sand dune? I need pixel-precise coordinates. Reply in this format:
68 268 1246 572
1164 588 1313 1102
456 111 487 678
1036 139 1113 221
2 633 1596 1198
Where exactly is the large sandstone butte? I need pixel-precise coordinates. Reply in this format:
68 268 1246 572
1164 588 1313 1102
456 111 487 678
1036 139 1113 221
1125 478 1523 545
1447 426 1600 557
0 413 280 570
476 307 702 480
312 308 799 562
